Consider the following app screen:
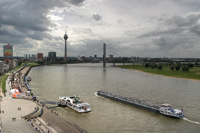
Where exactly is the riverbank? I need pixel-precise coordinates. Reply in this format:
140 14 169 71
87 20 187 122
117 65 200 81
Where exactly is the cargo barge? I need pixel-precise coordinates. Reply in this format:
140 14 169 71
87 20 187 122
97 90 184 118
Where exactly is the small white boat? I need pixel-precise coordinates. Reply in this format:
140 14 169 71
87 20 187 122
59 96 91 113
159 104 184 118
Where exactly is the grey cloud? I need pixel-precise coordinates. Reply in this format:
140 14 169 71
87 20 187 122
137 28 183 38
138 12 200 39
152 34 196 51
68 0 85 6
162 13 200 28
117 19 123 24
92 13 102 21
190 25 200 36
0 0 85 45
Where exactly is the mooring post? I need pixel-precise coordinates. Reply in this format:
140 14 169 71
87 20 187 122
103 43 106 67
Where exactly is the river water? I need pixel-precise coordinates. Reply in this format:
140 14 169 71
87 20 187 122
28 63 200 133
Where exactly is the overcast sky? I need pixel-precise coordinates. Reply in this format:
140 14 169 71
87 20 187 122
1 0 200 58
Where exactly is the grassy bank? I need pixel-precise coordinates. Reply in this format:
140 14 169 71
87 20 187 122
0 74 8 94
117 65 200 80
0 63 39 94
27 63 40 67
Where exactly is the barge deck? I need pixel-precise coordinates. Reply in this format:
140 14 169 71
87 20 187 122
97 90 160 114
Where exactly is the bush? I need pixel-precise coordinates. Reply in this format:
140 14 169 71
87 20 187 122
158 65 162 70
188 64 194 68
145 63 149 67
182 65 189 71
185 65 189 71
170 65 174 70
175 65 180 71
181 66 186 71
151 64 157 69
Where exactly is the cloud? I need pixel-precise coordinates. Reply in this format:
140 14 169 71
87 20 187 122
92 13 102 21
68 0 85 6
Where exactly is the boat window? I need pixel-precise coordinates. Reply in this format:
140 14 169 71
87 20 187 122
73 100 78 103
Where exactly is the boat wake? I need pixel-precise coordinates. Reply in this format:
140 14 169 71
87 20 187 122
183 117 200 125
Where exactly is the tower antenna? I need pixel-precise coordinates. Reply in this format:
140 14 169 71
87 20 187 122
63 31 68 61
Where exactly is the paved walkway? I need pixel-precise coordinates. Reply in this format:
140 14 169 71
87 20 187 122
0 75 37 133
1 97 38 133
41 107 84 133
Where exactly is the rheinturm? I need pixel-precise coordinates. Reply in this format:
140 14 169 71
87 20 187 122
63 32 68 61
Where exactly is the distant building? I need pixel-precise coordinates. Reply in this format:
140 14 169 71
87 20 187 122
109 55 113 61
32 54 36 59
81 56 86 61
94 55 97 58
3 43 13 59
24 54 28 59
37 53 43 60
13 59 18 68
0 61 4 74
77 55 83 61
48 51 56 60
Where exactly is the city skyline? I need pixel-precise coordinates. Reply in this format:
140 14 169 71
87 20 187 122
0 0 200 58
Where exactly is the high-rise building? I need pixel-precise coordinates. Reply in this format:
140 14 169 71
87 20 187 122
0 61 4 74
37 53 43 60
48 51 56 60
3 43 13 59
24 54 28 59
32 54 36 59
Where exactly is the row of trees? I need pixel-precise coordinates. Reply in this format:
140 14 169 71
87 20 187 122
169 65 189 71
144 63 162 70
144 62 192 71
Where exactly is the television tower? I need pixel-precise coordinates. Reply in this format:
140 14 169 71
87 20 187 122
63 32 68 61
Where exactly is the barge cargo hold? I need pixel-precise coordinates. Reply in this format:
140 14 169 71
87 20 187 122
97 90 184 119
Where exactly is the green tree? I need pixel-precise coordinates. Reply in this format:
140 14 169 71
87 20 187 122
188 64 194 68
145 63 149 67
151 64 157 69
175 65 180 71
158 65 162 70
185 65 189 71
170 65 174 70
181 66 186 71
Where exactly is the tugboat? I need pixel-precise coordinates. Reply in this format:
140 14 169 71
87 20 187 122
59 96 91 113
159 104 184 118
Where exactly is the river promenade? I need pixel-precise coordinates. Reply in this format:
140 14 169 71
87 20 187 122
0 66 87 133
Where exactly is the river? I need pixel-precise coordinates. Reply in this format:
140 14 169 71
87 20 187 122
28 63 200 133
